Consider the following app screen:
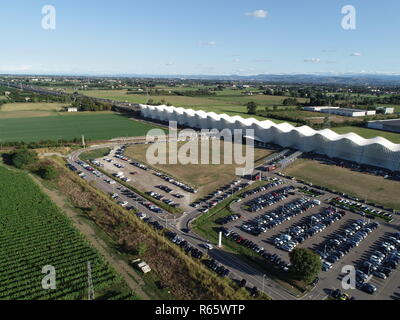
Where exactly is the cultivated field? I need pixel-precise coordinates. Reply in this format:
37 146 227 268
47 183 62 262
125 140 275 199
0 113 162 143
0 102 66 119
0 165 135 300
283 158 400 210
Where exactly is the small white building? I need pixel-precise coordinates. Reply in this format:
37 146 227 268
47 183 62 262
376 107 395 115
64 107 78 112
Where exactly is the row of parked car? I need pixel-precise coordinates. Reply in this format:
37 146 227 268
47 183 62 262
331 197 394 221
74 160 104 178
356 232 400 288
245 186 295 212
203 259 231 277
191 181 250 213
155 185 185 199
118 188 163 214
239 179 284 199
316 220 380 272
165 231 204 259
220 227 291 272
154 172 197 194
274 207 344 252
242 198 318 237
215 214 242 225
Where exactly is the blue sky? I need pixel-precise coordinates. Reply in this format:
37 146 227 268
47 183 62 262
1 0 399 75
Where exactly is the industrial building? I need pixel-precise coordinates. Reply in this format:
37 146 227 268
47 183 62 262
367 119 400 133
303 106 376 117
140 104 400 172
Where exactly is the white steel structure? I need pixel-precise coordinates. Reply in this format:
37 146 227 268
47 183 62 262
140 105 400 171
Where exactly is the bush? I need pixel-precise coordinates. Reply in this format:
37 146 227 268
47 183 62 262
10 149 38 169
37 165 59 180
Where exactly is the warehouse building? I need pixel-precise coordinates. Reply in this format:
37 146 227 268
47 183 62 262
140 104 400 172
303 106 376 117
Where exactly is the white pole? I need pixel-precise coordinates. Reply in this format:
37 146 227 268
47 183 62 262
218 231 222 248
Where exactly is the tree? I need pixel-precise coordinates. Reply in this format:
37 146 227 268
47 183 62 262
11 149 38 169
246 101 258 115
37 165 58 180
282 98 299 106
289 248 321 283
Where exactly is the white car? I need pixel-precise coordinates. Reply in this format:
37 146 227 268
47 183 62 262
322 261 333 271
118 201 129 207
203 243 213 250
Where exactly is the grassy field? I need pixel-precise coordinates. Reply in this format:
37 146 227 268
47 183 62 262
0 102 67 119
0 113 162 143
332 126 400 144
80 89 300 123
0 165 136 300
283 159 400 210
80 148 112 161
125 140 276 199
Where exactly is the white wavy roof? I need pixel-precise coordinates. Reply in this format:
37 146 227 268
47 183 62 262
140 104 400 152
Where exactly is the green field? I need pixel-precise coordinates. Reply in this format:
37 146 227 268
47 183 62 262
0 102 67 119
81 89 300 123
0 113 162 143
283 159 400 210
0 165 135 300
332 126 400 144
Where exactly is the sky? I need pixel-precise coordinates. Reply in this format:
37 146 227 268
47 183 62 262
1 0 399 76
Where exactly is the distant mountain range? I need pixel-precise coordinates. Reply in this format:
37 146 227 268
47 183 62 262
3 73 400 86
123 73 400 85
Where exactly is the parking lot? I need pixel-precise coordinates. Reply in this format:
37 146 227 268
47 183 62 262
218 175 400 300
92 146 197 211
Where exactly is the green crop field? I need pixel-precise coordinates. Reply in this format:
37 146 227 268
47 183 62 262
0 113 163 143
0 165 136 300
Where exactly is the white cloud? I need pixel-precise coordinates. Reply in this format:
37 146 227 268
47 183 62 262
199 41 217 46
350 52 362 56
245 10 268 19
304 58 321 63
